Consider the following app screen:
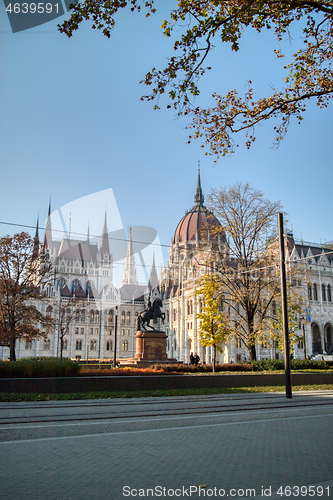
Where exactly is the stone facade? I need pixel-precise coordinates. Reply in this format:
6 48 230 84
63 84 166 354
2 176 332 362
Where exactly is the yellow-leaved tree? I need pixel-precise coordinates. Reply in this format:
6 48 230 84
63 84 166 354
196 274 230 372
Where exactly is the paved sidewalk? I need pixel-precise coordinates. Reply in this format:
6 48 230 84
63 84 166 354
1 392 332 500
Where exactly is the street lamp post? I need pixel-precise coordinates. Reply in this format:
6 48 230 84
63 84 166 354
278 212 292 399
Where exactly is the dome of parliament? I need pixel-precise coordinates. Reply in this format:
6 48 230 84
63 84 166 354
173 172 224 244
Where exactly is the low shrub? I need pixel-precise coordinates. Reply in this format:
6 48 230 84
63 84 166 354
0 359 81 378
251 359 285 371
291 359 333 370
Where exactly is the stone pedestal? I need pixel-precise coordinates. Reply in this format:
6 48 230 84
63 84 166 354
134 330 167 361
121 330 178 367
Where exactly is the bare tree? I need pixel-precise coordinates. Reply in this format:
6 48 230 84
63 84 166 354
0 232 53 361
207 182 282 361
56 296 86 360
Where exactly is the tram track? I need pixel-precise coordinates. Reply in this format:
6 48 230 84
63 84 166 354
1 391 333 427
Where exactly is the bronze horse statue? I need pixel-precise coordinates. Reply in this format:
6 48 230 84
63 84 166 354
137 298 165 331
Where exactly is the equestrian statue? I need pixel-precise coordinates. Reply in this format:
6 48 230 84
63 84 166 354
137 296 165 331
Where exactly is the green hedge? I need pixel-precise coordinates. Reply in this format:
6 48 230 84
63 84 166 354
0 359 81 378
153 360 333 373
252 359 333 371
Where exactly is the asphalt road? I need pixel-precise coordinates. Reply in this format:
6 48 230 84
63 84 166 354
1 391 333 500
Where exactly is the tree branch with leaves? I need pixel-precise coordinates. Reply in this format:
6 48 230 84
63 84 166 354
59 0 333 159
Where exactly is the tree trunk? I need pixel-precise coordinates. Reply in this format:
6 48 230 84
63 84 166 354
248 344 257 362
211 321 215 373
247 317 256 362
9 339 16 361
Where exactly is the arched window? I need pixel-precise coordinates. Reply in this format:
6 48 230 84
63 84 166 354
106 340 113 351
322 284 326 302
108 309 114 324
121 311 125 324
80 309 85 322
58 277 66 290
76 339 82 350
122 340 128 351
308 284 312 300
95 310 100 324
313 284 318 301
312 324 321 354
75 309 80 321
90 339 97 351
72 279 80 294
89 310 95 323
126 311 131 325
46 306 52 317
327 285 332 302
63 339 68 350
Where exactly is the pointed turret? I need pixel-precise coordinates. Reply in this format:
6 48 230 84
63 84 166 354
87 222 90 243
100 209 110 255
121 227 138 285
148 253 159 293
42 199 52 251
126 227 134 258
32 216 40 258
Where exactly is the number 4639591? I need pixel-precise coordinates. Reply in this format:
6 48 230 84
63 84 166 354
6 3 59 14
277 485 330 496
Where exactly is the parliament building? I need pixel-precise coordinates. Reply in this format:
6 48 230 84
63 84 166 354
3 174 333 362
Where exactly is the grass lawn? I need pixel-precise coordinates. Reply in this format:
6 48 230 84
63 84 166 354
1 384 333 402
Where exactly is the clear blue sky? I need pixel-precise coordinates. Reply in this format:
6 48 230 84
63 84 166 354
1 3 332 286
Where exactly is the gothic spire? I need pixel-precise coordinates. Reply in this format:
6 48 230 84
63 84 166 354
126 227 134 258
42 198 52 251
121 227 138 286
148 252 159 293
32 215 39 258
87 221 90 243
100 209 110 255
194 167 204 207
